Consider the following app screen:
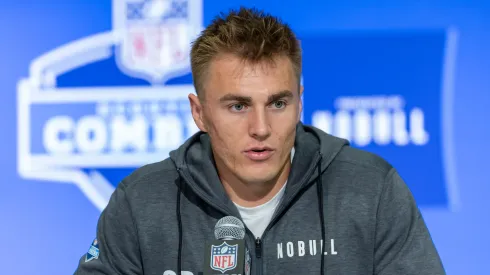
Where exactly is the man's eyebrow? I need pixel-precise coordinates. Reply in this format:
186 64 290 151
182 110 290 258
268 90 294 102
219 90 294 103
219 94 252 103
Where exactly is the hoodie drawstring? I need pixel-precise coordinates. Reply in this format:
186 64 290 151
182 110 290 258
316 154 326 275
176 172 183 275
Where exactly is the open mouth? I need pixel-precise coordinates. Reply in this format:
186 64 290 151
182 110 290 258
244 147 274 161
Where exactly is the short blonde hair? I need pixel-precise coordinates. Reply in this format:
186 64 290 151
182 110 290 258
190 7 302 95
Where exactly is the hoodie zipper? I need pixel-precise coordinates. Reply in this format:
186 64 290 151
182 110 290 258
179 152 322 275
255 237 263 275
252 153 322 275
255 237 262 258
180 170 262 273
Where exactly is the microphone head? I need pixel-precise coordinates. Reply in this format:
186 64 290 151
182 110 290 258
214 216 246 240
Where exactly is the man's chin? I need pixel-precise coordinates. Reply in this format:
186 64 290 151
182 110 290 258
237 169 278 185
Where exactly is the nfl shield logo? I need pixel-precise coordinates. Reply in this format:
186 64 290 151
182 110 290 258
113 0 203 84
210 242 238 273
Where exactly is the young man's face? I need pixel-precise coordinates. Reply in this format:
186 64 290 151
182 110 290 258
189 54 303 185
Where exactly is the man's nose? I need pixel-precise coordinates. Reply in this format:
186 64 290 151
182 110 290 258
248 107 271 141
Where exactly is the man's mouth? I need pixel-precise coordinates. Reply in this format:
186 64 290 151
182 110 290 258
243 147 275 161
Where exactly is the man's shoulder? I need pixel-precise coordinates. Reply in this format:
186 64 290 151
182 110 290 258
304 124 393 176
102 158 182 233
118 157 180 192
325 145 396 196
324 146 409 217
332 145 394 176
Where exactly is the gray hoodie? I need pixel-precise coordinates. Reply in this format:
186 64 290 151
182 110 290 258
75 123 445 275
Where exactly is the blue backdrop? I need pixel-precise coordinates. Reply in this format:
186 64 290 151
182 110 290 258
1 1 489 274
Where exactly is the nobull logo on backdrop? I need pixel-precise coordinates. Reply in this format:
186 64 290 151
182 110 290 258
301 30 460 210
312 95 429 147
17 0 203 211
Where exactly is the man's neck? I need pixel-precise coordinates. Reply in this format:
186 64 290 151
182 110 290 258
219 161 291 208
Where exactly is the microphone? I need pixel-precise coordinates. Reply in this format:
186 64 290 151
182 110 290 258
203 216 251 275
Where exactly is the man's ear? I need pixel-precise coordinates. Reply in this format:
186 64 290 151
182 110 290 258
298 85 304 121
188 93 207 132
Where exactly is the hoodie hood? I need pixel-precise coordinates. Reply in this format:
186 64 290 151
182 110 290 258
169 122 349 215
169 122 349 275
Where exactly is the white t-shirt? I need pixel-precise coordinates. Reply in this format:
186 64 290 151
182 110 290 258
234 148 294 238
234 182 287 238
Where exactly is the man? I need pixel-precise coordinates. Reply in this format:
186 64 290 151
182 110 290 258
75 7 445 275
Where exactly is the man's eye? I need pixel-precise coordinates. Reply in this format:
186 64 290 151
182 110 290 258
272 101 286 109
231 104 246 111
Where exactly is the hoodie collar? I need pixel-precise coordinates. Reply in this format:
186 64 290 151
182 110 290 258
169 122 349 215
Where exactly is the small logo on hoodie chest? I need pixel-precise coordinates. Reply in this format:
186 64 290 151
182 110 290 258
277 239 338 259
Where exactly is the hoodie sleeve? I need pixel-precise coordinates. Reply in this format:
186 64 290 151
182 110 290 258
74 181 143 275
374 168 446 275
